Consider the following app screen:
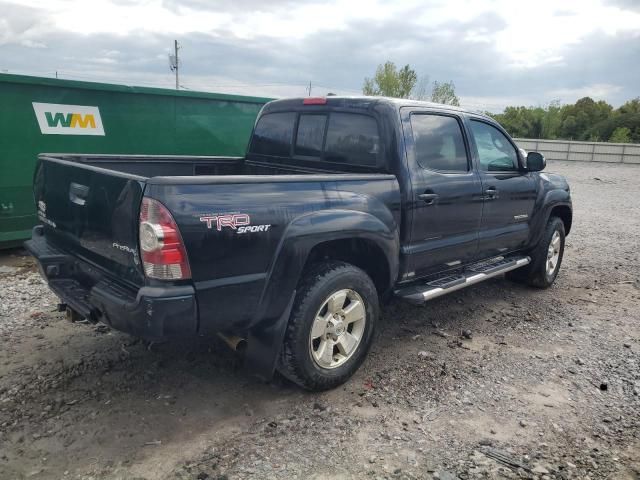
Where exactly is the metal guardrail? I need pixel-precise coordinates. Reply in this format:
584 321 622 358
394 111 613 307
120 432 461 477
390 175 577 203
514 138 640 164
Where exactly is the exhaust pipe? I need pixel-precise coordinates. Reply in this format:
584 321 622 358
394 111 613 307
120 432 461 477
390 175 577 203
65 307 84 323
217 333 247 352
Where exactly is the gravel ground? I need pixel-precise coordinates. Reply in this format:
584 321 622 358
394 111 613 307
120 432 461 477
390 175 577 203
0 255 57 335
0 161 639 480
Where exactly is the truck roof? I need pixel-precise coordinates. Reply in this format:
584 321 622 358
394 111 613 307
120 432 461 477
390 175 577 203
262 96 492 120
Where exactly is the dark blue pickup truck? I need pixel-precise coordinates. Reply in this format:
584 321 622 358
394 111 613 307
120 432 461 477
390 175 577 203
26 96 572 390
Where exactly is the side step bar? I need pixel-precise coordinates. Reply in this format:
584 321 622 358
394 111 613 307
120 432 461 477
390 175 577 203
394 256 530 305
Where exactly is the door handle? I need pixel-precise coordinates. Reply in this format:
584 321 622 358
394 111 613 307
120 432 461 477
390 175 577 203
69 182 89 206
418 193 439 205
484 187 498 200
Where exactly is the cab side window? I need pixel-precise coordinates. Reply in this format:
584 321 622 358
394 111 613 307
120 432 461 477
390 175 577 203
470 120 519 172
410 114 469 172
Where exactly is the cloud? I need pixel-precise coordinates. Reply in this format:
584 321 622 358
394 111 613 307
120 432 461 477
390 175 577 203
605 0 640 12
161 0 299 13
0 0 638 110
0 2 50 47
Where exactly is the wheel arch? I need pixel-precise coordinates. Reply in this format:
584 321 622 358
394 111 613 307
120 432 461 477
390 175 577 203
550 204 572 235
260 209 399 320
244 209 399 380
302 237 393 296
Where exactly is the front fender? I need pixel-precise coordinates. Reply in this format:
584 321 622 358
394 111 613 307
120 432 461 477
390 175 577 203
245 209 399 379
528 177 572 248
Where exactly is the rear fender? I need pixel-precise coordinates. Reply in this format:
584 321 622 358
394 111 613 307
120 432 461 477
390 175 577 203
245 209 399 379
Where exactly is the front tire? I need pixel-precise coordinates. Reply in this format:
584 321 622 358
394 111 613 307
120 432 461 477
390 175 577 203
508 216 566 288
278 261 379 391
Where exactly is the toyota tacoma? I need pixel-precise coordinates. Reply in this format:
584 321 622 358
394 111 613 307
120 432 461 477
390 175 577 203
25 96 572 391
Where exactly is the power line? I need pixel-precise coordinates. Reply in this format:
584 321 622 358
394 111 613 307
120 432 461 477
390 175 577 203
2 67 363 95
0 67 389 99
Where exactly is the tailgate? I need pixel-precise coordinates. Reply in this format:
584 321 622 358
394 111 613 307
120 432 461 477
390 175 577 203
33 156 146 287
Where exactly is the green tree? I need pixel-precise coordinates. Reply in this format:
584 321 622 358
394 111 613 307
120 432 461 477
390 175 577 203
397 65 418 98
492 106 537 138
617 97 640 115
363 61 417 98
491 97 640 142
608 127 632 143
540 101 563 139
430 80 460 106
491 102 562 139
584 113 640 143
559 97 613 140
363 62 460 105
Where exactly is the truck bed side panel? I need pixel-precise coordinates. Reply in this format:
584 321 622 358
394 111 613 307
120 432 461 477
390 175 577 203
145 175 400 333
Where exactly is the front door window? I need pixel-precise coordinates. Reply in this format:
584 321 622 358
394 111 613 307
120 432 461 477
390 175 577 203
470 120 519 172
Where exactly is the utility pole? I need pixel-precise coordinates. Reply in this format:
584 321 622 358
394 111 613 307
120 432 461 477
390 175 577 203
169 40 180 90
174 40 179 90
307 81 312 96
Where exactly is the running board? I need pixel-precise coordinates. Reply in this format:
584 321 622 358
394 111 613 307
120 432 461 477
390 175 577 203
394 256 531 305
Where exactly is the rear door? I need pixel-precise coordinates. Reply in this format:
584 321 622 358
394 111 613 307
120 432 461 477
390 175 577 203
466 118 537 257
34 157 146 287
401 108 484 278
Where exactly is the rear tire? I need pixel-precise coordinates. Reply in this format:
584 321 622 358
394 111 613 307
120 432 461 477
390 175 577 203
278 261 379 391
507 216 565 288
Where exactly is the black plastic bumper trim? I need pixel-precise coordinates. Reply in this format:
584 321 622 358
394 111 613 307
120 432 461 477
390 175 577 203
25 230 198 340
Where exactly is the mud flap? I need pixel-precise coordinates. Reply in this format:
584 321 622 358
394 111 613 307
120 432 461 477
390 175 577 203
244 291 296 381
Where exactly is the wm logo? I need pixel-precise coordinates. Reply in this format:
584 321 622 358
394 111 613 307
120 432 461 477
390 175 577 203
45 112 97 129
33 102 105 136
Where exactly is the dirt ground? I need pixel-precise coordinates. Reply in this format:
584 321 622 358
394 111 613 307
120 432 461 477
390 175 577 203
0 161 639 480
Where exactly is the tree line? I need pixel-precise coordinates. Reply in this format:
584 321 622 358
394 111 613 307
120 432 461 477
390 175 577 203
362 61 639 143
490 98 640 143
362 61 461 107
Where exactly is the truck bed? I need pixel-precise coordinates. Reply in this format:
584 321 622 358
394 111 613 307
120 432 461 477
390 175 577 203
43 153 373 178
33 152 400 292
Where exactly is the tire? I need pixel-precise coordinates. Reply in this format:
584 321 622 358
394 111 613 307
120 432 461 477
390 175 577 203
507 216 566 288
277 261 379 391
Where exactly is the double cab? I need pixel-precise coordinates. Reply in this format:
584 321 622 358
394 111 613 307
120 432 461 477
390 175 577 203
26 96 572 390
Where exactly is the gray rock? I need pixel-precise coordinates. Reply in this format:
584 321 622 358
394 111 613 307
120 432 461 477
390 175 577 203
532 465 550 474
433 471 459 480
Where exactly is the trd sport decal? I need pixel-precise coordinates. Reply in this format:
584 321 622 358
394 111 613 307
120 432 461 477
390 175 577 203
200 213 249 230
199 213 271 234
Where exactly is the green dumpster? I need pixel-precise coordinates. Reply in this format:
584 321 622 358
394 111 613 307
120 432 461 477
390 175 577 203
0 73 270 248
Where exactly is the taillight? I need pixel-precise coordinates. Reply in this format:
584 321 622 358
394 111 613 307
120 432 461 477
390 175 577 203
139 197 191 280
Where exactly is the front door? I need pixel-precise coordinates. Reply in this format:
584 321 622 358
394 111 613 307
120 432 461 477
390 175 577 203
402 109 484 279
466 118 537 258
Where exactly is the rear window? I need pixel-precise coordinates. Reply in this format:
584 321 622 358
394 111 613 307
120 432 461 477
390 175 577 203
250 111 381 168
324 113 380 166
250 112 295 157
295 114 327 157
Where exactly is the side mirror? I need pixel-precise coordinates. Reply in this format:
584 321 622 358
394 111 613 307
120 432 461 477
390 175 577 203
527 151 546 172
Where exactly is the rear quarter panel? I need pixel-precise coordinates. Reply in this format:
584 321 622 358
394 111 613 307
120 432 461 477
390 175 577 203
144 175 400 334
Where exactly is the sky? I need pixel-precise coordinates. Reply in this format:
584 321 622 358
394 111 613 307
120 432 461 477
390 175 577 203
1 0 639 112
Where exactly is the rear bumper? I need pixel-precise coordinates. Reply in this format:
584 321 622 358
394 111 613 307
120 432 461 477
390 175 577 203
25 227 197 340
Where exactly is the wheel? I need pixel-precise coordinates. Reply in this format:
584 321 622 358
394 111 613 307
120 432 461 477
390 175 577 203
507 216 566 288
278 261 379 391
